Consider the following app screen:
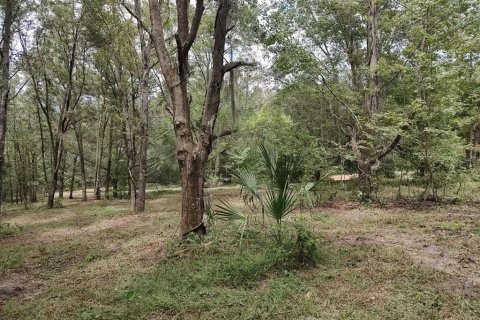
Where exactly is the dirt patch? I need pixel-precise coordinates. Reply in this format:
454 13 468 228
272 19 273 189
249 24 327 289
336 235 376 245
0 273 45 301
372 228 480 298
39 215 137 240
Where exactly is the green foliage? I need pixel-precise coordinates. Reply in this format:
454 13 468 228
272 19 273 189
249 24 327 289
233 168 259 197
298 181 322 209
264 184 296 225
0 223 22 237
214 200 248 241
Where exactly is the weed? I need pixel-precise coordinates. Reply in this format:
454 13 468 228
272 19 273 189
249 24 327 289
0 223 22 237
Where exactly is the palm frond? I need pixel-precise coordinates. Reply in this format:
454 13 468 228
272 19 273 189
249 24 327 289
264 182 297 224
233 168 259 197
272 157 295 191
260 143 278 181
215 200 248 240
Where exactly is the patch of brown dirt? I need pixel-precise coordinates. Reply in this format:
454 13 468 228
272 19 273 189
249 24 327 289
0 273 45 301
40 215 137 240
372 228 480 298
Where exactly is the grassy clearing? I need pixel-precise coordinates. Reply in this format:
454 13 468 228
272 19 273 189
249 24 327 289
0 189 479 319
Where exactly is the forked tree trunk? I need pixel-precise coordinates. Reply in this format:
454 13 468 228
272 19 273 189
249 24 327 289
149 0 249 237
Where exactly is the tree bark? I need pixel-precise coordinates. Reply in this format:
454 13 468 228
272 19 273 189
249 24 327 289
58 150 67 199
46 137 63 208
69 154 77 199
75 124 87 202
105 117 113 199
134 0 150 213
94 111 108 200
0 0 14 211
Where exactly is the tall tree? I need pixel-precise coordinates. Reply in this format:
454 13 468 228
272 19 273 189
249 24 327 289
148 0 252 236
22 1 87 208
0 0 16 210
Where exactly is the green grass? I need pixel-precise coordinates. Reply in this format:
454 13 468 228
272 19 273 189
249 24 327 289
0 222 23 237
1 188 479 320
121 240 314 319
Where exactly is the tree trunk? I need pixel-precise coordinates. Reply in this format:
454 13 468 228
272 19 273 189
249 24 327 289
69 154 77 199
134 0 150 213
112 145 119 199
47 135 64 208
30 150 37 203
94 113 107 200
149 0 246 236
358 161 372 198
180 159 206 236
58 150 67 199
35 107 49 188
105 118 113 199
0 0 14 210
75 124 87 201
230 49 236 129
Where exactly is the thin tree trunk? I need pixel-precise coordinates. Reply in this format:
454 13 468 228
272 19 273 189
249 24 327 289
35 107 49 188
112 145 119 199
58 150 67 199
30 150 37 203
75 124 87 201
230 49 236 129
69 154 77 199
104 117 113 199
47 137 63 208
134 0 150 213
94 113 108 200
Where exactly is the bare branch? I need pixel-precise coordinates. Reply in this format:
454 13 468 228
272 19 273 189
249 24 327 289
183 0 205 56
369 134 402 164
212 128 237 143
223 61 255 73
122 1 152 35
